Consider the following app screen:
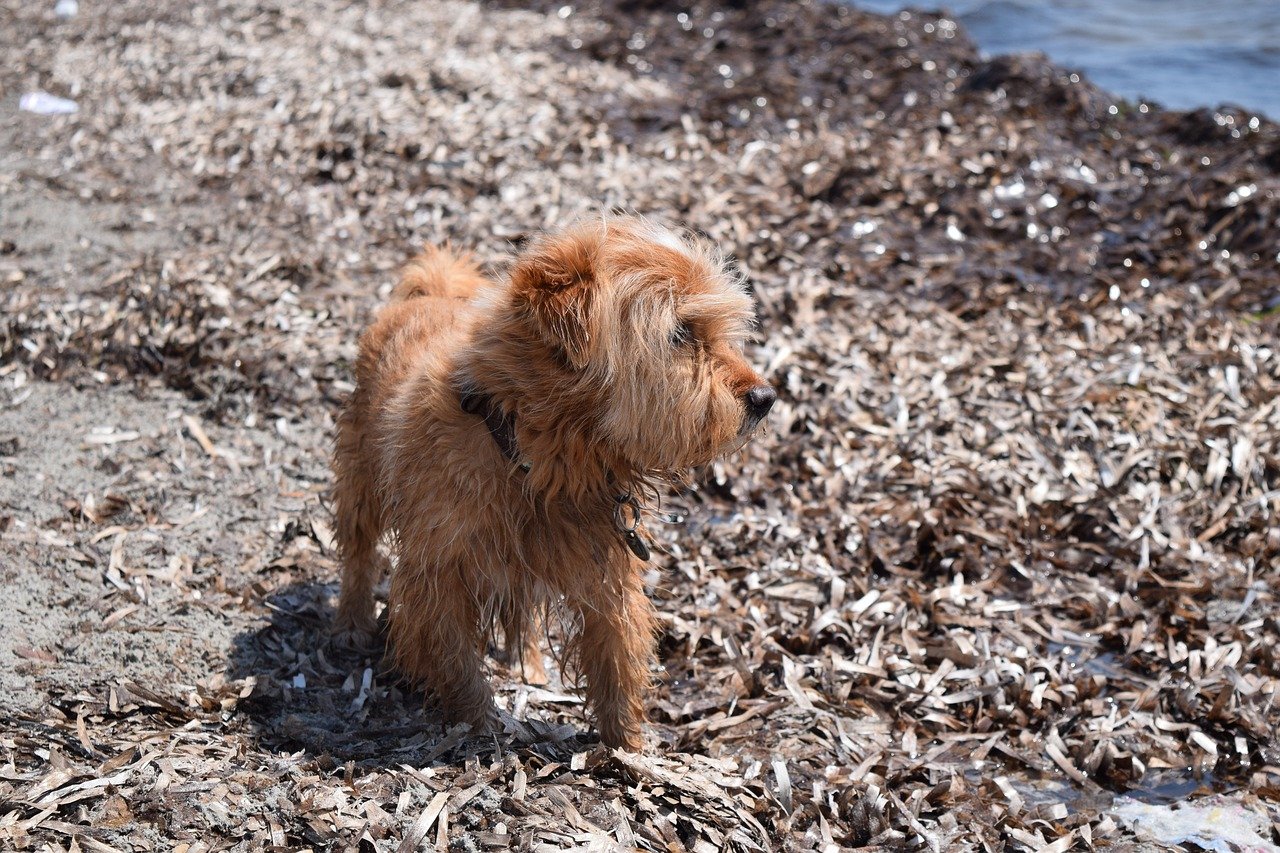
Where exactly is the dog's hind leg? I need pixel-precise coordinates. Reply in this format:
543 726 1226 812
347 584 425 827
498 602 548 685
390 559 499 734
333 408 387 646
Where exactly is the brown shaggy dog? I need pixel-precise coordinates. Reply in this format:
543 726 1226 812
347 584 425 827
332 217 775 749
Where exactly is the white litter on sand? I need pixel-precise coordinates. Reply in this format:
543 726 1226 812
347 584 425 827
19 91 78 115
1110 796 1279 853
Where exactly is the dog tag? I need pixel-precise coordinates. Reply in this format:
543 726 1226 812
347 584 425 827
624 530 650 561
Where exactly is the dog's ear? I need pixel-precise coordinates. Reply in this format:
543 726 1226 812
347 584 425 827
510 230 600 369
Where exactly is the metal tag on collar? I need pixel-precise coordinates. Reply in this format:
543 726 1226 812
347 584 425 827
613 492 650 561
623 530 651 561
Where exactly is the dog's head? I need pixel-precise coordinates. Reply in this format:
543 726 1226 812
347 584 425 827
509 217 775 472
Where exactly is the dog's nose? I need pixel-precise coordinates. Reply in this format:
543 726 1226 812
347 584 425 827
744 384 776 419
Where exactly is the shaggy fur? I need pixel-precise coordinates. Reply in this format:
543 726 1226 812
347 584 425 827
332 217 775 749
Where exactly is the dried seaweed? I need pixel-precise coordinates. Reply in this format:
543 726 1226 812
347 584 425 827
2 0 1278 850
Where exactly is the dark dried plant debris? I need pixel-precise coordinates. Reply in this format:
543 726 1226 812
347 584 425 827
2 0 1279 850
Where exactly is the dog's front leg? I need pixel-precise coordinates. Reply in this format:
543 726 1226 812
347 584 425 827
573 568 658 750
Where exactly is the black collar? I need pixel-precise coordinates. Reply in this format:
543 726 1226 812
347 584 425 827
457 387 651 561
458 388 529 471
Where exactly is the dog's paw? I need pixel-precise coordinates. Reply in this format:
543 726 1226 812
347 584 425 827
495 650 548 685
596 717 646 752
330 612 382 653
516 655 549 686
331 626 379 652
448 704 502 739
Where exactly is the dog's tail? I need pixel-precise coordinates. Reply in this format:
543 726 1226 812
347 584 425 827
391 244 489 302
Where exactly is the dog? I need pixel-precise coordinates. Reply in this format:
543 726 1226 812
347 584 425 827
331 216 775 749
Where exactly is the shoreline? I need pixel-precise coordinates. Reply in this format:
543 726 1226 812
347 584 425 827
850 0 1280 119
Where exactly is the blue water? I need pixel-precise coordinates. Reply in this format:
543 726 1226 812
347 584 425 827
852 0 1280 118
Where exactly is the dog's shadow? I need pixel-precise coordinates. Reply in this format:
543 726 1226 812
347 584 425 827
226 582 595 766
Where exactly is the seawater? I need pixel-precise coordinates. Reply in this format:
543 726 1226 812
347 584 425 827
852 0 1280 118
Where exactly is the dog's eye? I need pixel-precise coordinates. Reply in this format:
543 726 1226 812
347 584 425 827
670 321 693 347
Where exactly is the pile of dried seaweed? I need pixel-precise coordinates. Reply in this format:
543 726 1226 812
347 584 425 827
1 0 1277 849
